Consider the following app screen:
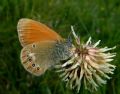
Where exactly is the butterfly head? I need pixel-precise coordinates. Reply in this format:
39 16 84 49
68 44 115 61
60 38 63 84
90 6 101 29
66 35 73 48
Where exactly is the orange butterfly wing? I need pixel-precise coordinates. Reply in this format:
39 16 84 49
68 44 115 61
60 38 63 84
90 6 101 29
17 18 62 47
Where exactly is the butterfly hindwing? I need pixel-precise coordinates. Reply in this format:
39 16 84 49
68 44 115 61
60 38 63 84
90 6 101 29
21 41 58 76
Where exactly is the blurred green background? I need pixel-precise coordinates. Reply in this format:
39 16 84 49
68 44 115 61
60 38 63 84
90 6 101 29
0 0 120 94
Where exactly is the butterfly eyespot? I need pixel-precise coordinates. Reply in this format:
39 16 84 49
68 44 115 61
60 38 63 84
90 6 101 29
27 54 29 57
32 44 36 48
32 64 35 67
28 58 32 62
37 67 40 70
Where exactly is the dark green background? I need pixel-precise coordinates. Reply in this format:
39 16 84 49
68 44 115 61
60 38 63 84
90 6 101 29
0 0 120 94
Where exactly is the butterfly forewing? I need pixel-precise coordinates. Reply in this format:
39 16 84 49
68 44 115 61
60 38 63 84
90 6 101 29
17 18 62 47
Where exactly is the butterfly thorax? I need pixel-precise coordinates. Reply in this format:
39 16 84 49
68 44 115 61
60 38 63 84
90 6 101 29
52 40 72 63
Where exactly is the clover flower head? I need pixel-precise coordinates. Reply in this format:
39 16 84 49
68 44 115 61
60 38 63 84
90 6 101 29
55 26 116 92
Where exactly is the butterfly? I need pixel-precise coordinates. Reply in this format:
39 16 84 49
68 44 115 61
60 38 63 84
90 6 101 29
17 18 73 76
